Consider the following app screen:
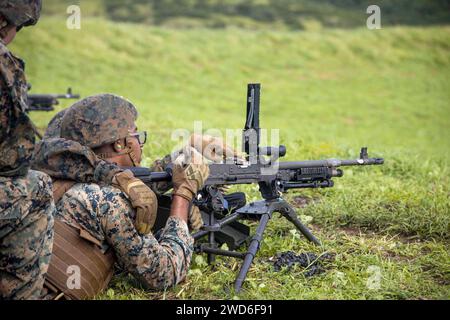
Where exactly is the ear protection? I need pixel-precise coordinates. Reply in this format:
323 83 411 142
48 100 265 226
98 138 140 167
114 140 124 151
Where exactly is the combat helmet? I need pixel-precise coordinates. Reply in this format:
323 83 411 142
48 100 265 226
61 94 138 149
0 0 42 29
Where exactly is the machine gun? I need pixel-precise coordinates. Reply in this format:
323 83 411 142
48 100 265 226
27 85 80 112
130 83 384 292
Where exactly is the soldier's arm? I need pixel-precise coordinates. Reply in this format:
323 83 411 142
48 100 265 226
0 75 11 139
0 47 21 142
0 42 30 112
99 188 194 290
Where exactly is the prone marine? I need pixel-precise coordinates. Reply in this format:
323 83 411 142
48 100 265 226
33 94 217 298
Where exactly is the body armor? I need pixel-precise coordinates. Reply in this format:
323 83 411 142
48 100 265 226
43 181 115 300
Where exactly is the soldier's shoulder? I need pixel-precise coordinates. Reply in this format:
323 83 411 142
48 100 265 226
69 182 122 196
61 182 132 219
0 40 24 80
66 182 127 206
0 170 52 199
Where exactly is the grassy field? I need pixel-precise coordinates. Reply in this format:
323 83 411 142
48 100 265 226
11 18 450 300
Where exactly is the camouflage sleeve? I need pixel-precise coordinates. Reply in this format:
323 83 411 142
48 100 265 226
0 70 11 140
0 41 35 176
0 42 27 138
97 187 193 290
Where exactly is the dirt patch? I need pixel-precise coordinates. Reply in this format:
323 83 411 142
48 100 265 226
291 195 320 208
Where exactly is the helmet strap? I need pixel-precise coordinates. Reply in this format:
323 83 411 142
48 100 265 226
97 138 139 167
125 137 140 167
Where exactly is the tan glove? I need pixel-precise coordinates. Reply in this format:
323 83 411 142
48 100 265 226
189 205 203 232
190 133 242 163
172 147 210 202
112 170 158 235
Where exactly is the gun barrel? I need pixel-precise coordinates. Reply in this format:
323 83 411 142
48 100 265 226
54 93 80 99
279 157 384 170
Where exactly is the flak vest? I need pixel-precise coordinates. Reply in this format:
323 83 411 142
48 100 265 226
44 180 115 300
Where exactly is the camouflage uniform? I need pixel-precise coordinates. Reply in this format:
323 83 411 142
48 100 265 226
42 109 66 139
0 40 34 176
33 96 135 185
56 183 193 290
0 8 54 298
37 94 195 290
0 171 54 300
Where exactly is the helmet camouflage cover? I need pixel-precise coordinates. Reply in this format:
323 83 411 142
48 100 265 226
0 0 42 28
60 94 138 149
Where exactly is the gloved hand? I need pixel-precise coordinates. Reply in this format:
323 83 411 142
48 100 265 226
190 133 242 163
112 170 158 235
172 146 210 202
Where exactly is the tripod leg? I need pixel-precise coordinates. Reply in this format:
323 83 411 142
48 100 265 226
234 213 271 293
282 206 321 246
208 212 216 264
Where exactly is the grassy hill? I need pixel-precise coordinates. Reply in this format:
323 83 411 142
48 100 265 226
11 18 450 299
42 0 450 29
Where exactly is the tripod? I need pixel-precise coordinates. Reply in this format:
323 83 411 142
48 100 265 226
193 196 321 293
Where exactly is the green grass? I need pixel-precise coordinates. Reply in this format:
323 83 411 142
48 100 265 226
11 18 450 299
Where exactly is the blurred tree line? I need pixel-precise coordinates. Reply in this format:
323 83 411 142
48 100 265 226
44 0 450 29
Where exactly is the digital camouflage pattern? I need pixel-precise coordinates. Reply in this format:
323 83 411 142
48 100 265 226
34 108 123 185
37 98 160 235
0 0 42 29
37 98 192 289
42 108 66 139
0 29 54 300
56 183 193 290
32 137 122 185
60 94 138 149
0 170 54 300
0 39 34 177
33 95 138 185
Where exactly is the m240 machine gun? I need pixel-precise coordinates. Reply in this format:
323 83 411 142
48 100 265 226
130 84 384 292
